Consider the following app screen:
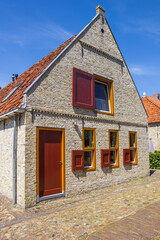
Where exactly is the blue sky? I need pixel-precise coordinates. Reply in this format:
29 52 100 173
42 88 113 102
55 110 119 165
0 0 159 97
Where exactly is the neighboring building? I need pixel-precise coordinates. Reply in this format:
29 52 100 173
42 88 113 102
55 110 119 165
142 93 160 152
0 6 149 208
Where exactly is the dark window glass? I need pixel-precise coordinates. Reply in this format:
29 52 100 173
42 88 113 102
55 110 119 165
130 149 135 162
110 132 117 148
84 130 93 148
84 151 92 167
110 150 116 165
130 133 135 147
95 82 110 111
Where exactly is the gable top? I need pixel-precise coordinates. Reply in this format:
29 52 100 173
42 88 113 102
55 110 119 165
0 35 76 116
0 5 144 119
142 96 160 123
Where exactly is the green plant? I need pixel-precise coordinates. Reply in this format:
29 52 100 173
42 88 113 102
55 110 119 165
150 151 160 169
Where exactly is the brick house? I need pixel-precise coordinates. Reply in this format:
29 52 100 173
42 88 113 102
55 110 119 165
142 93 160 152
0 6 149 208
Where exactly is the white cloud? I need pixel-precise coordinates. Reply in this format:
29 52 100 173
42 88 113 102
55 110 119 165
130 67 147 76
0 32 25 47
130 65 160 76
121 18 160 40
0 22 73 47
34 22 73 40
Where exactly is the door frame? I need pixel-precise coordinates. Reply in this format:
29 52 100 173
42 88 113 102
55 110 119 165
36 127 65 202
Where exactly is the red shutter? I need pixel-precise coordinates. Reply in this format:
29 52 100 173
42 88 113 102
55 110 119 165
72 67 95 109
72 150 84 170
123 149 131 165
101 149 110 167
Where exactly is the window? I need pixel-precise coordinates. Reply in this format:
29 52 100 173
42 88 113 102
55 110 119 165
129 132 137 164
83 128 96 171
95 81 110 112
109 130 119 167
72 68 114 115
94 75 113 114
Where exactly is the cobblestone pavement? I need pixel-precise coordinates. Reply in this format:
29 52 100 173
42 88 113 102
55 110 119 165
84 201 160 240
0 170 160 240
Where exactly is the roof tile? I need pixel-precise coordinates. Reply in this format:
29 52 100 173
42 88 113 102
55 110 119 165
142 96 160 123
0 35 76 116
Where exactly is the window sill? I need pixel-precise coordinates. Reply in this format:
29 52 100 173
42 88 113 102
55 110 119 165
83 167 96 171
109 164 119 168
129 162 137 166
94 110 114 115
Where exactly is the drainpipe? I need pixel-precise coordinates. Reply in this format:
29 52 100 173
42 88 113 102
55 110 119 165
12 114 17 205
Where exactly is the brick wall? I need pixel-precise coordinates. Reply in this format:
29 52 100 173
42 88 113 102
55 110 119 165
148 123 160 150
0 114 26 207
0 13 149 208
23 111 149 207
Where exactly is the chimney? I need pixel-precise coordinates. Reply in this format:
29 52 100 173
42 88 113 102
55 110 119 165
0 86 1 90
15 74 18 80
153 93 160 101
12 73 18 82
12 74 15 82
96 5 105 17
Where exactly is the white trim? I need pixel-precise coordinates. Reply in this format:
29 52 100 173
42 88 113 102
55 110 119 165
23 13 100 95
0 108 25 120
2 82 24 103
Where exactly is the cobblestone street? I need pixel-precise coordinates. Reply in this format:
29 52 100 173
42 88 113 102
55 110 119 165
0 170 160 240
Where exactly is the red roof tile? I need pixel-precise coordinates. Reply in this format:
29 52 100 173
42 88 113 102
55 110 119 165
0 35 76 116
142 96 160 123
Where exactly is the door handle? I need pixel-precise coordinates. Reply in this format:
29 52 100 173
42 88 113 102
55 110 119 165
59 161 62 165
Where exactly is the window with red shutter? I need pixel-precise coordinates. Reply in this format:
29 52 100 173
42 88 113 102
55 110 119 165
72 68 95 109
129 132 137 165
109 130 119 168
72 150 84 171
101 149 110 167
123 149 131 165
83 128 96 171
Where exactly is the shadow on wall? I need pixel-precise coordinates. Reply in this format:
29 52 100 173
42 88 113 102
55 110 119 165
150 170 156 176
73 170 87 179
74 124 82 140
124 165 133 171
73 107 97 118
102 167 112 174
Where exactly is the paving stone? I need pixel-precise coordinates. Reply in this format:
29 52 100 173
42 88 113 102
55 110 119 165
0 170 160 239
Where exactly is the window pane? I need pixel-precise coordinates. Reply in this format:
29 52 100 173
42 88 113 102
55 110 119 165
95 82 110 111
130 149 135 162
84 151 93 167
84 130 93 148
110 150 116 165
130 133 135 147
110 132 117 148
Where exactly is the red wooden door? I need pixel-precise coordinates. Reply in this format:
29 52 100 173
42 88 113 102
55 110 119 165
39 130 62 197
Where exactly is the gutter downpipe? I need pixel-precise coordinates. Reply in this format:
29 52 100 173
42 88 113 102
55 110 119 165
12 114 17 205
